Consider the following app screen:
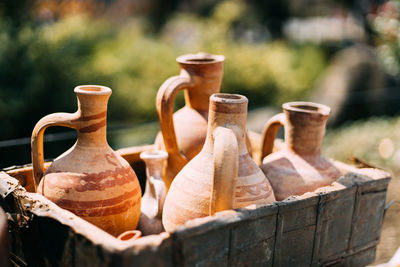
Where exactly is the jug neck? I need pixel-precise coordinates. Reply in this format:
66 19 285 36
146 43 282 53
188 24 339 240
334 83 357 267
283 102 330 156
204 93 248 155
74 86 111 148
177 53 224 113
141 150 168 179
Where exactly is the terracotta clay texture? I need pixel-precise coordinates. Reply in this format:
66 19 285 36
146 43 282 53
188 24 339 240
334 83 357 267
162 93 275 232
31 85 141 236
137 150 168 235
155 53 225 188
260 102 341 201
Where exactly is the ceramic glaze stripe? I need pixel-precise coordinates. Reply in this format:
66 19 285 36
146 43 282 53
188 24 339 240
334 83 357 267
65 197 140 217
210 104 246 114
172 172 211 200
45 166 138 192
72 111 107 122
238 154 260 177
235 193 273 203
235 180 272 197
47 187 140 209
79 119 107 133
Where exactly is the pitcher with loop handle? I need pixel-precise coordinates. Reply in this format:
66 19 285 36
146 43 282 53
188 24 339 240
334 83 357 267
31 85 141 236
259 101 341 201
162 93 275 232
154 53 225 189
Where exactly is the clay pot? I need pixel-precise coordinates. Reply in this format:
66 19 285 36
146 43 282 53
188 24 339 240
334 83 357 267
31 85 141 236
137 150 168 235
162 93 275 232
154 52 225 188
259 102 341 201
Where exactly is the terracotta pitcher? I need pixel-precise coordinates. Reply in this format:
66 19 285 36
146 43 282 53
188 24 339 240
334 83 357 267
137 150 168 235
259 102 341 201
162 93 275 232
155 52 225 188
31 85 141 236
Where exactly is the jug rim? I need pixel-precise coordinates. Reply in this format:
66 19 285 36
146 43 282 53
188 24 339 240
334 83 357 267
140 150 168 160
74 85 112 96
177 52 225 64
283 101 330 116
210 93 248 104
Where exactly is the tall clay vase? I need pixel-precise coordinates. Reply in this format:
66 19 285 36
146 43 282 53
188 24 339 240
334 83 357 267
259 102 341 201
137 150 168 235
155 52 225 189
162 94 275 232
31 85 141 237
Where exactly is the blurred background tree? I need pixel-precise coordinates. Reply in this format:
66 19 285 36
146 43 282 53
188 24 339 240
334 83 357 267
0 0 331 166
0 0 398 166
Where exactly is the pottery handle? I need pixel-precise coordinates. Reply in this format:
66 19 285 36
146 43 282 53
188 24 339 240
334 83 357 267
156 75 193 158
31 112 80 191
260 113 286 163
156 75 193 170
210 127 239 215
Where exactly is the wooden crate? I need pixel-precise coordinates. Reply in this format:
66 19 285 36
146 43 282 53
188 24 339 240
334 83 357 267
0 147 391 267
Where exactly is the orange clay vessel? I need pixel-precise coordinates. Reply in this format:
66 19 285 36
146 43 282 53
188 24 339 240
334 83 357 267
259 102 341 201
31 85 141 237
162 93 275 232
155 53 225 189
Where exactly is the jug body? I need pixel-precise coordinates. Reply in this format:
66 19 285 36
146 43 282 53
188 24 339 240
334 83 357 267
162 94 275 232
260 102 341 201
32 85 141 236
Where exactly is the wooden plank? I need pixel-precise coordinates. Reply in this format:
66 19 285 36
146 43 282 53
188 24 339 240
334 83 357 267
280 224 316 266
0 162 391 267
229 205 278 266
349 190 387 248
274 193 319 267
314 174 357 262
229 238 274 267
4 162 51 193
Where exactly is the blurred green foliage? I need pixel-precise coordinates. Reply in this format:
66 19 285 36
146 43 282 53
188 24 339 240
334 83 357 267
0 0 327 141
369 0 400 76
324 116 400 173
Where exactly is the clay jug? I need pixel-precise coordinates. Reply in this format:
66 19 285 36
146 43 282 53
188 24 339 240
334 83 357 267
162 93 275 232
31 85 141 236
259 102 341 201
137 150 168 235
155 52 225 188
